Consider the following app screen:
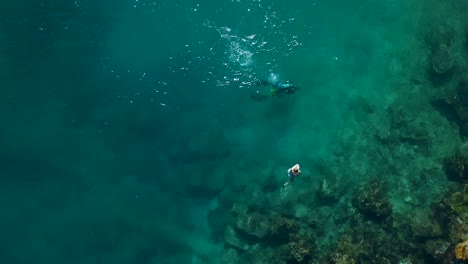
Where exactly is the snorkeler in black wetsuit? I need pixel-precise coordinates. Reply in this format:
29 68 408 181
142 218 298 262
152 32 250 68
251 78 300 102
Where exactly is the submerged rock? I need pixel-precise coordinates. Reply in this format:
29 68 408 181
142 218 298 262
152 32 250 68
431 77 468 137
424 239 452 263
444 154 468 183
270 214 299 243
398 120 431 145
425 24 456 51
353 179 392 221
287 233 313 263
458 77 468 107
234 211 271 241
220 248 239 264
328 221 419 264
236 246 286 264
423 240 468 264
317 177 341 204
224 225 250 251
443 185 468 219
411 214 445 240
233 209 298 244
431 44 454 75
455 240 468 261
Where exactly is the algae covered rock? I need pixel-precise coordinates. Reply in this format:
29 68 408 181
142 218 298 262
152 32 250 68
410 213 445 240
270 214 299 242
455 240 468 261
237 246 287 264
328 221 419 264
424 239 452 263
443 185 468 220
353 179 392 221
424 240 468 264
234 211 271 240
328 235 363 264
287 233 313 263
234 209 298 244
231 203 248 217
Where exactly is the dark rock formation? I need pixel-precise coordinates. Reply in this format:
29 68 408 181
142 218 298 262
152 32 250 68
458 77 468 107
443 154 468 183
270 214 299 243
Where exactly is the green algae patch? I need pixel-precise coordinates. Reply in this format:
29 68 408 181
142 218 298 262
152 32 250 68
445 184 468 220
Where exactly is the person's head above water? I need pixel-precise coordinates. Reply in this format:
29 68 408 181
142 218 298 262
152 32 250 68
291 164 301 176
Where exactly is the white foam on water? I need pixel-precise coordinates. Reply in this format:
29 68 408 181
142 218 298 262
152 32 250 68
200 2 302 88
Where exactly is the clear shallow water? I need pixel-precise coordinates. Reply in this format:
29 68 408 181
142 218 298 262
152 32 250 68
0 0 467 263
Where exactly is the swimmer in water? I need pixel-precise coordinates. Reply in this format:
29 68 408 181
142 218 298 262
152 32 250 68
283 164 301 188
251 77 300 102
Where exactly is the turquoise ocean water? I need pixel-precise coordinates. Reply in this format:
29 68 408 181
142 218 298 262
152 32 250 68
1 0 468 263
